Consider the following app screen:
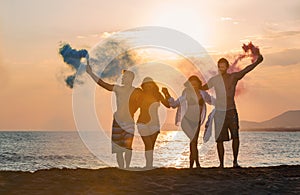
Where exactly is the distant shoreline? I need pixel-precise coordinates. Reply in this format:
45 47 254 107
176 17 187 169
240 128 300 132
1 128 300 132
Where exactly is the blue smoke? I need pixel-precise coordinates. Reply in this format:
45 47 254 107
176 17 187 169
59 43 88 88
100 50 134 79
59 40 137 88
88 40 136 82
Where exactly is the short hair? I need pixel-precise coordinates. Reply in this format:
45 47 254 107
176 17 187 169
217 58 229 68
122 70 135 81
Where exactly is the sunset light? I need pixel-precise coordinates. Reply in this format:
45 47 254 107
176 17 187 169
0 0 299 194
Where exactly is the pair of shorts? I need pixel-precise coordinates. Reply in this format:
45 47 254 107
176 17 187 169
111 118 134 153
214 109 239 142
137 123 160 137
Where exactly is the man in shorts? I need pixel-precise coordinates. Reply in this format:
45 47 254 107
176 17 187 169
86 61 141 169
202 53 263 168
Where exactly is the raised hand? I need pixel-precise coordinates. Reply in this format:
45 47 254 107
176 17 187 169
251 46 260 56
162 87 171 98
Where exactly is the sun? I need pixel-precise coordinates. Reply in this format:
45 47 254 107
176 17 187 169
150 4 211 46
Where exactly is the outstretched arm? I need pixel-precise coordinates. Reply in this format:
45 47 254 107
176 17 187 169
201 84 210 91
86 62 114 91
159 88 170 108
162 87 180 108
235 54 264 80
160 94 170 108
162 87 171 100
200 76 215 91
200 90 215 105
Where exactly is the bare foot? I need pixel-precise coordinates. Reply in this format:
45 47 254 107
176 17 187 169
233 161 241 168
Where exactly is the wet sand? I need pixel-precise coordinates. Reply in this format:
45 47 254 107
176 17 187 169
0 165 299 194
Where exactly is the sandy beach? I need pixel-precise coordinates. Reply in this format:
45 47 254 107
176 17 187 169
0 165 299 194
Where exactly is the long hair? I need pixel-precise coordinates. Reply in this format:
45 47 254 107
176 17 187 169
141 77 161 100
184 75 204 106
184 75 202 89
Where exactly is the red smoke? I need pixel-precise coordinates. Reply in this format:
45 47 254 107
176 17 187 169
227 54 246 73
242 42 260 63
228 42 260 96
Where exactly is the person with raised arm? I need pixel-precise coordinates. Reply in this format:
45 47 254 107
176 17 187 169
86 61 141 169
201 45 263 168
162 76 214 168
136 77 170 169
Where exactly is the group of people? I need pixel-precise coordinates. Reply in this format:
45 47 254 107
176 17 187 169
86 50 264 169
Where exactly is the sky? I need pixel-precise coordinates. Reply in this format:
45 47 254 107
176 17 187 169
0 0 299 130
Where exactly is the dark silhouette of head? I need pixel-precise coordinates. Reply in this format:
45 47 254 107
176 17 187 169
217 58 229 75
121 70 134 85
141 77 158 90
141 77 161 99
184 75 202 89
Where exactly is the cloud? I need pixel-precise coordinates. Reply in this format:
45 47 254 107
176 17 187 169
76 32 117 39
101 31 117 38
220 17 241 25
242 19 300 42
245 30 300 41
264 30 300 39
220 17 233 21
76 35 86 39
263 48 300 66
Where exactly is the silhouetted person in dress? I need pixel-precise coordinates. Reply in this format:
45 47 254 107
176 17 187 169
136 77 170 168
163 76 214 168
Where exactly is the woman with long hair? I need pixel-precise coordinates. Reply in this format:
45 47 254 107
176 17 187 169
163 75 214 168
136 77 170 168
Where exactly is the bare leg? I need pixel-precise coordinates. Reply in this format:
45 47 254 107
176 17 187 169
189 142 194 168
194 129 201 168
142 136 154 168
195 152 200 168
190 141 200 168
232 137 240 167
142 132 159 168
116 152 124 169
217 142 224 168
145 150 154 168
190 127 201 168
125 150 132 169
123 134 134 169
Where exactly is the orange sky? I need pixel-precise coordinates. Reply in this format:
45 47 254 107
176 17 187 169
0 0 300 130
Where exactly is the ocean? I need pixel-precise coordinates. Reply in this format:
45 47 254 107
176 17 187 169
0 131 299 172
